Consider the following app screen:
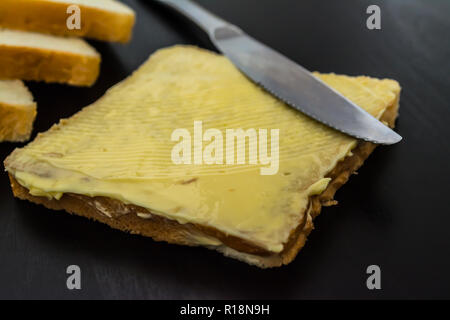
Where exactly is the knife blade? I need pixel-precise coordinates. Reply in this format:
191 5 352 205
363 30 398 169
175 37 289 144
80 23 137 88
154 0 402 145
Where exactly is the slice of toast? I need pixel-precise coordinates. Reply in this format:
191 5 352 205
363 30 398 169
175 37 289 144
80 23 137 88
0 0 135 43
4 46 401 267
0 29 100 87
0 80 36 142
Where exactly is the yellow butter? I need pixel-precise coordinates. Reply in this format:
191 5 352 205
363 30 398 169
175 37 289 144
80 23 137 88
308 178 332 196
5 46 400 253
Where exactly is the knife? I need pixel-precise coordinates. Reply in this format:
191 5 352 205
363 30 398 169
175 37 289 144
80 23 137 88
154 0 402 144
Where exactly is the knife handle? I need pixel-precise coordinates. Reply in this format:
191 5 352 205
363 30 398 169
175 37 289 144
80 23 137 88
154 0 229 36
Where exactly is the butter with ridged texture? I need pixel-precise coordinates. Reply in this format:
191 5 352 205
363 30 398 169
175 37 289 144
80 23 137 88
4 46 400 258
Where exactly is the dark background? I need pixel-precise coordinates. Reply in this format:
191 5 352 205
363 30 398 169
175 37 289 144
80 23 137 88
1 0 449 299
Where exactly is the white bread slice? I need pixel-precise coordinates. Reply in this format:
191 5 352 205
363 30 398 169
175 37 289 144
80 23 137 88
3 47 401 268
0 0 135 43
0 80 36 142
0 29 101 87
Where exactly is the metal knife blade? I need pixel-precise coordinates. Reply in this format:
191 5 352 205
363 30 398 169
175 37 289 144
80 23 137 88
154 0 402 145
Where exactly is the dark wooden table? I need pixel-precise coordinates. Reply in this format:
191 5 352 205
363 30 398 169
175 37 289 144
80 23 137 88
1 0 449 299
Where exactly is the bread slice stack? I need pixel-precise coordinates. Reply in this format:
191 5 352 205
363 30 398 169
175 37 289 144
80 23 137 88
0 0 135 142
4 46 401 267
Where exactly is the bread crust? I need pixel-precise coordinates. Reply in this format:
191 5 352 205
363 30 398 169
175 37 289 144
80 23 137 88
0 45 100 87
0 0 135 43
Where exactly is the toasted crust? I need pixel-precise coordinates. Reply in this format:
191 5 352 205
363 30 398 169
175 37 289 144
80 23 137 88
0 45 100 87
6 94 399 267
0 0 135 43
0 101 36 142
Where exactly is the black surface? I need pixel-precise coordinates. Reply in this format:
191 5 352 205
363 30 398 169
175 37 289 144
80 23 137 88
1 0 449 299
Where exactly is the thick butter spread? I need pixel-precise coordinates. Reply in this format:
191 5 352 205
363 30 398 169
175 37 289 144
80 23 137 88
5 46 400 253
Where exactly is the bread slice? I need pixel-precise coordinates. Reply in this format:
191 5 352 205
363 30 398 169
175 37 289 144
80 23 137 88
0 29 100 86
4 46 401 267
0 0 135 43
0 80 36 142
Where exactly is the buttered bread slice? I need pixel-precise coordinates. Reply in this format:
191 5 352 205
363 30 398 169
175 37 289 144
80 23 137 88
0 80 37 142
0 29 100 86
4 46 401 267
0 0 135 43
